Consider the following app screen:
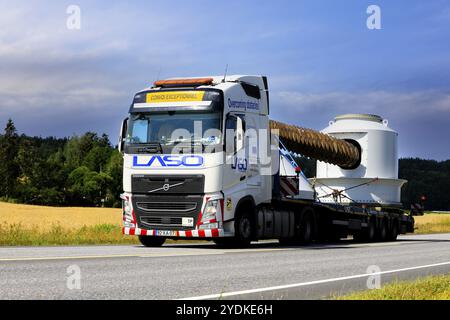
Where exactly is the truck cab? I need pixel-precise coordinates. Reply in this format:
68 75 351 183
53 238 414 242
119 75 274 246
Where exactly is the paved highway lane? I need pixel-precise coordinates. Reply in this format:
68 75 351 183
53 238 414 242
0 233 449 300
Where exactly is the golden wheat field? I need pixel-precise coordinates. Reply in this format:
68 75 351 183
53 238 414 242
0 201 131 245
414 212 450 234
0 201 122 231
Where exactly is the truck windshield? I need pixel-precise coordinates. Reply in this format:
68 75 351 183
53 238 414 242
126 111 222 148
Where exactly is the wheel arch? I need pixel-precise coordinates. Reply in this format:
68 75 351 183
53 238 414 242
234 196 257 238
234 196 257 220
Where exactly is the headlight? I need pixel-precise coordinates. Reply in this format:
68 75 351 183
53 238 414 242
121 194 135 227
123 200 132 215
203 200 220 221
199 198 223 229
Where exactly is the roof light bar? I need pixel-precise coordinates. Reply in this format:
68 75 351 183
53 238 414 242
153 78 214 88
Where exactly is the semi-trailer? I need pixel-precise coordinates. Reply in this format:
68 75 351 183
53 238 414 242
118 75 418 247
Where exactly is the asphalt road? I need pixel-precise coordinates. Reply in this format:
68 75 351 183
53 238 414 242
0 233 449 300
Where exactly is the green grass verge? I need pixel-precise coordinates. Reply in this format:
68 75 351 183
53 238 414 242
0 223 139 246
0 223 207 246
337 274 450 300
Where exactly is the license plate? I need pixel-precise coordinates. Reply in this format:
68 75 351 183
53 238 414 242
182 217 194 227
156 230 177 237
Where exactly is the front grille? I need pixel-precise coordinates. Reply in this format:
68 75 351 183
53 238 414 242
132 194 203 230
140 216 183 228
136 202 197 212
132 174 204 194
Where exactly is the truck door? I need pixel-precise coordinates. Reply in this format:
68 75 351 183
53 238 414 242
245 114 262 189
223 113 247 190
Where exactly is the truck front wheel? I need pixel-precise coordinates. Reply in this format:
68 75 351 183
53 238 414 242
234 212 254 247
138 236 166 247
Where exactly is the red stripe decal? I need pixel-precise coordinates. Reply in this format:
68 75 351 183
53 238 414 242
283 179 298 194
141 229 147 236
211 229 219 237
196 212 203 227
220 199 224 223
129 228 135 235
198 230 206 238
131 209 137 223
185 230 192 237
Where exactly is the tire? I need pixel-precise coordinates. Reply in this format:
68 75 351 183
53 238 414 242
298 210 314 244
387 220 398 241
354 218 376 242
234 212 254 247
377 219 388 242
138 236 166 247
366 218 376 242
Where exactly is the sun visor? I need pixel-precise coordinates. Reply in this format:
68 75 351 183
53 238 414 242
129 90 222 113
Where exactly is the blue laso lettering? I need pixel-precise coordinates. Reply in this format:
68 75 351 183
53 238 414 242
182 155 204 167
133 155 204 167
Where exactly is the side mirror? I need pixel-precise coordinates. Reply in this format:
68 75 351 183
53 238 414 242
235 116 244 153
118 117 128 153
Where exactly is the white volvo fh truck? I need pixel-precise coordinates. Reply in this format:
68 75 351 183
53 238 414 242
118 75 417 247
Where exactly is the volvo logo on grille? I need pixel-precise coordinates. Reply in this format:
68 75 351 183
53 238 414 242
148 182 185 193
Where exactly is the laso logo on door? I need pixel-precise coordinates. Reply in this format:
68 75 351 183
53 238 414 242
133 155 204 168
231 157 248 172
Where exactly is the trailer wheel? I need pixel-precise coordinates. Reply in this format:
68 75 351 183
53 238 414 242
138 236 166 247
354 218 376 242
387 220 398 241
298 209 314 244
366 218 376 242
377 219 388 242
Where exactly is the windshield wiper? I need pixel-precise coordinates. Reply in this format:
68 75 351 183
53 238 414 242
167 138 206 152
135 142 163 154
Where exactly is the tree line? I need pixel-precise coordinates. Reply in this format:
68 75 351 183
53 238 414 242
0 119 448 210
294 156 450 211
0 119 122 207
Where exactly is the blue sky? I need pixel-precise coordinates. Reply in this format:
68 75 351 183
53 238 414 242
0 0 449 159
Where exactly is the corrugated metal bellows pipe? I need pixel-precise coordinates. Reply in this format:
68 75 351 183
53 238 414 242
269 120 361 169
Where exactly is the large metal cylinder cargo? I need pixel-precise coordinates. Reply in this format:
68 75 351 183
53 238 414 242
314 114 406 206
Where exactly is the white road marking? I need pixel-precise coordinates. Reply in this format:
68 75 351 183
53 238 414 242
0 252 223 262
179 261 450 300
0 248 292 262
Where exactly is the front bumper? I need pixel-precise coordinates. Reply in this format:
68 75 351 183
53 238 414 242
122 227 227 238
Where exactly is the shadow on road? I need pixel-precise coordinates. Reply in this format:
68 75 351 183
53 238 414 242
130 235 450 250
